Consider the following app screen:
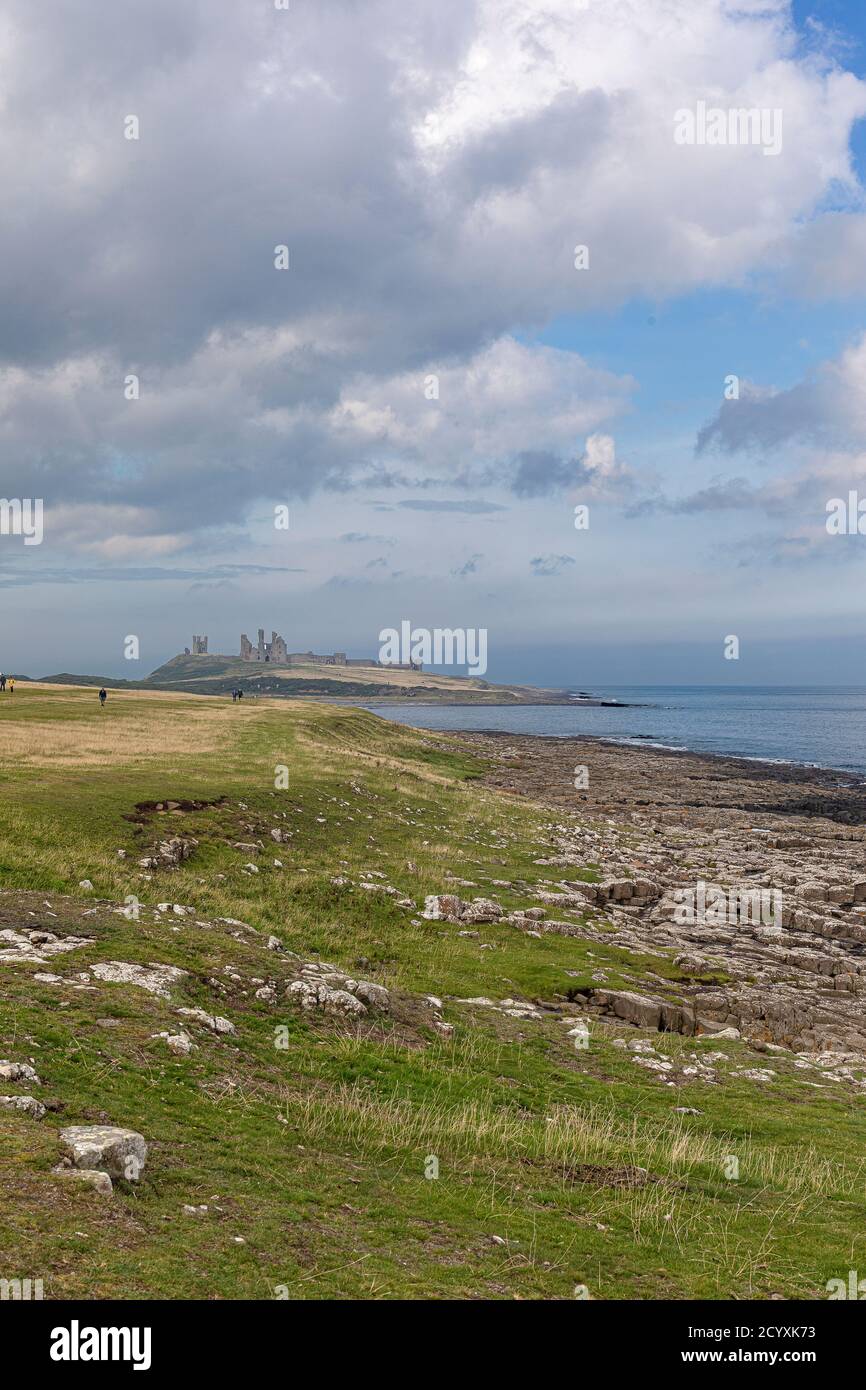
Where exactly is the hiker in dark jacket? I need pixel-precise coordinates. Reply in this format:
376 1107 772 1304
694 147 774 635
99 688 107 707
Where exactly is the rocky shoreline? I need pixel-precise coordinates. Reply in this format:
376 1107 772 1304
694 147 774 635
449 730 866 1059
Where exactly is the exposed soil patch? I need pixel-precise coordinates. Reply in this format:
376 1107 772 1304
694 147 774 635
125 796 227 825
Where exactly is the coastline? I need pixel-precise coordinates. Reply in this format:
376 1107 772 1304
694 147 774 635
432 726 866 1054
448 728 866 822
453 726 866 792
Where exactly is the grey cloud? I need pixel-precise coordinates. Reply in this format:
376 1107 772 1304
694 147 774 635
451 553 483 577
696 385 826 455
511 451 581 497
340 532 396 545
0 562 303 588
530 554 575 577
397 499 506 514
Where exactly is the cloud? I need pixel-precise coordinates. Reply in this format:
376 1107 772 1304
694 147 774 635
530 553 575 577
0 0 861 554
340 532 396 545
397 498 506 514
0 562 303 589
697 334 866 456
451 553 483 577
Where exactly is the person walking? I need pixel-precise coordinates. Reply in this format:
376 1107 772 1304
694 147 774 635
0 674 5 692
8 678 14 694
99 687 107 708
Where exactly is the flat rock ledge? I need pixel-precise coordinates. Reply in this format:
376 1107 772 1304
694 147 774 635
52 1166 113 1196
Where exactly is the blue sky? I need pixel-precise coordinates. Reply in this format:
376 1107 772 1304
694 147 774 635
5 0 866 685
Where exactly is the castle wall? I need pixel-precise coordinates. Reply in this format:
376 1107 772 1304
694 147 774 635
235 625 420 670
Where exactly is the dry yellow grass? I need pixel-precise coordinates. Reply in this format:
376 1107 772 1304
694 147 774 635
0 683 269 768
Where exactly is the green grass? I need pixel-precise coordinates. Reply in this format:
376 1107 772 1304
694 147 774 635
1 683 865 1300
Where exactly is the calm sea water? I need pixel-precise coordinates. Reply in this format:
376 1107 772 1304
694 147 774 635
363 686 866 777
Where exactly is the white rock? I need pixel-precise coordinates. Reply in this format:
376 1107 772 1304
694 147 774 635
91 961 187 998
0 1060 41 1085
53 1166 113 1196
0 1095 45 1118
152 1031 194 1055
176 1007 236 1034
288 979 366 1017
60 1125 147 1181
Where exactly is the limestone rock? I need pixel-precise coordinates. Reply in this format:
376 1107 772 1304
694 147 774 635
91 961 187 998
53 1165 113 1196
152 1031 194 1055
0 1095 45 1118
0 1060 41 1085
176 1007 236 1034
287 979 366 1017
59 1125 148 1181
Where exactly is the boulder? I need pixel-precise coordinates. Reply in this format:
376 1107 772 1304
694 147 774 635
59 1125 147 1181
287 980 366 1017
591 989 664 1030
0 1060 40 1085
421 894 463 922
0 1095 45 1119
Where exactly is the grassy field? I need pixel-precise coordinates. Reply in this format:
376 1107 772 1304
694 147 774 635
42 652 566 703
1 683 864 1300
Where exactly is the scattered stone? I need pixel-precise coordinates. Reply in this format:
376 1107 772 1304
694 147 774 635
0 1061 41 1085
288 979 366 1017
175 1007 235 1035
0 1095 45 1118
152 1031 194 1055
0 929 94 966
91 961 187 998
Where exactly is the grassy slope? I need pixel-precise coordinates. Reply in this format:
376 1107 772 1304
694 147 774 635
135 653 560 701
1 683 864 1301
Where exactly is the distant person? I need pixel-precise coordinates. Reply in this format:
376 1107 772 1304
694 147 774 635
99 687 107 708
0 674 5 692
237 688 243 700
8 678 14 694
231 689 237 702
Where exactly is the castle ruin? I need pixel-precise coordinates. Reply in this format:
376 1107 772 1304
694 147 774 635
185 629 419 670
238 625 419 669
240 628 289 664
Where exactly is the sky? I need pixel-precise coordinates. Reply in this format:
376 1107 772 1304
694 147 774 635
5 0 866 684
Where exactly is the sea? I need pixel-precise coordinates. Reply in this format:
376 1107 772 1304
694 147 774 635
362 685 866 778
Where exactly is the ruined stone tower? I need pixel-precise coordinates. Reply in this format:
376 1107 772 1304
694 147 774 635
191 635 208 655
